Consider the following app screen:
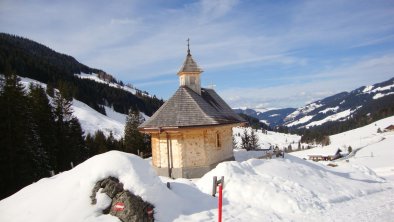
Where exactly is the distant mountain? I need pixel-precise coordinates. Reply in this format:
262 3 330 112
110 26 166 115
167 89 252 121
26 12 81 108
237 113 272 130
283 77 394 130
233 108 296 127
0 33 163 116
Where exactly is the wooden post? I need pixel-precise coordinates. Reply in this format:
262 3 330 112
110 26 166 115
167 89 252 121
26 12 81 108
166 133 172 178
70 162 74 169
212 176 217 196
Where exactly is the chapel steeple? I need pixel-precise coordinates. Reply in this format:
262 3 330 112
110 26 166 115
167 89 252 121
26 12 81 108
178 38 203 95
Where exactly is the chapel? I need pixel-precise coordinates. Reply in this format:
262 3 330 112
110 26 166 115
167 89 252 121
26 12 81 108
138 42 246 178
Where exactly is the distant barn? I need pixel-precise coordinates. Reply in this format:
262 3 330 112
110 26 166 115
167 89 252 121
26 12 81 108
384 125 394 132
139 43 246 178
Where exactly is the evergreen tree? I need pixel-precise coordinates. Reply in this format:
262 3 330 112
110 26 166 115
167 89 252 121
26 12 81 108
53 91 73 171
240 128 259 151
93 130 108 154
249 129 260 150
46 82 55 97
28 84 58 171
241 129 251 150
0 75 48 199
106 131 116 151
66 117 87 165
52 91 86 171
85 133 97 157
124 109 146 154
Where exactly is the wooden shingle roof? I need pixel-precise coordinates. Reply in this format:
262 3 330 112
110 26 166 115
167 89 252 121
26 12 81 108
139 86 246 130
177 53 203 74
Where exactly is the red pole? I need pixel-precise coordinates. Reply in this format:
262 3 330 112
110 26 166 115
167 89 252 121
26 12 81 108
218 183 223 222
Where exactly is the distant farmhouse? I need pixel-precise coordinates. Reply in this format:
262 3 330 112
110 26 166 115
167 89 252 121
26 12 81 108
384 125 394 132
139 42 246 178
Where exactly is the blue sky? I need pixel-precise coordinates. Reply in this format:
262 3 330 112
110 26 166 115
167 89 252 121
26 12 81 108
1 0 394 109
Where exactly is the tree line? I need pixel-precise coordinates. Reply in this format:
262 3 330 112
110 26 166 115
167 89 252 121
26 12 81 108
0 74 150 200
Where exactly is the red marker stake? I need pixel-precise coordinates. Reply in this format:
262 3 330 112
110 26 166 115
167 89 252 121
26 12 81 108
218 183 223 222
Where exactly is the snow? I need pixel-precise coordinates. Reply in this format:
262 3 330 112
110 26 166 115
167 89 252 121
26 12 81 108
362 81 394 98
193 156 391 221
319 106 339 114
75 73 139 95
370 82 394 93
0 151 184 222
233 127 300 150
18 76 150 140
306 109 352 128
362 80 394 99
2 76 394 221
291 116 394 178
373 92 394 99
285 102 322 122
363 85 374 93
72 100 126 140
286 115 314 127
2 116 394 221
259 119 269 125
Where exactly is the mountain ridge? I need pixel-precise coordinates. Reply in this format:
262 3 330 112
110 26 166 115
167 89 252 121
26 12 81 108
235 77 394 135
0 32 163 116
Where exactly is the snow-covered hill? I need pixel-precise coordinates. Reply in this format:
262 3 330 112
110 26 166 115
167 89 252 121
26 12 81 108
290 115 394 179
1 147 393 221
284 77 394 128
74 72 151 97
72 99 126 140
19 77 136 139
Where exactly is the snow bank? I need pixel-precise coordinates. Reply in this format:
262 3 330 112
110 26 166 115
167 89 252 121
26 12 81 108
195 156 387 221
0 151 391 222
0 151 182 222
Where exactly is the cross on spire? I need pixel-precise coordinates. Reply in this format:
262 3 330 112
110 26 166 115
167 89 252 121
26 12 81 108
187 38 191 55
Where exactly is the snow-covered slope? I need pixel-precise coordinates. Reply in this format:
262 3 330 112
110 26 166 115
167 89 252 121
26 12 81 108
1 149 393 221
72 99 126 140
284 77 394 128
19 77 131 139
291 115 394 179
233 127 300 150
75 73 151 97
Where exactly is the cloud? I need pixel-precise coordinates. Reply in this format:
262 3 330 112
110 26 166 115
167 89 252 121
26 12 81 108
1 0 393 108
219 54 394 108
